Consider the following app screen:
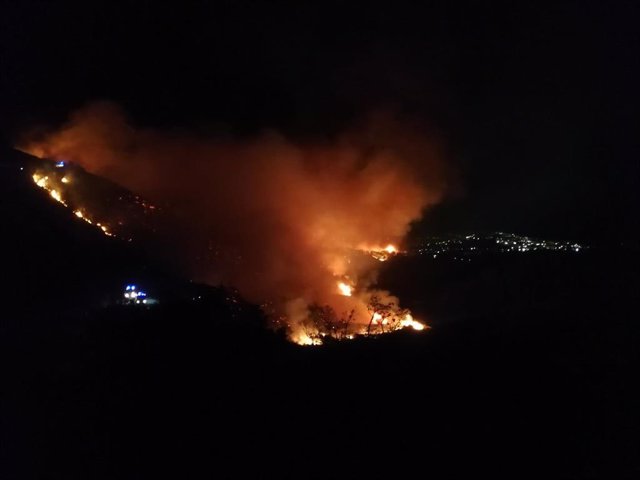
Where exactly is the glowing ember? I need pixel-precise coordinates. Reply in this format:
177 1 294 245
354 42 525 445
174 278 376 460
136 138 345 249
61 176 70 184
337 281 353 297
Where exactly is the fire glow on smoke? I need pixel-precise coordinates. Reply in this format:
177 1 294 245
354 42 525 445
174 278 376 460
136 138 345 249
22 102 448 344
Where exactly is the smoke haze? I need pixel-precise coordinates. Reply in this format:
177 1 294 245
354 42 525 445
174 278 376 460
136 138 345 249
22 101 449 341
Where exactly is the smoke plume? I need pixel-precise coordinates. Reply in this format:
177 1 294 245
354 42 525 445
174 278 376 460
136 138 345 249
22 101 448 342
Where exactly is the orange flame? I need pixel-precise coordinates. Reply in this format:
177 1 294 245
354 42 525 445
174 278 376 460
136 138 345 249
31 167 112 237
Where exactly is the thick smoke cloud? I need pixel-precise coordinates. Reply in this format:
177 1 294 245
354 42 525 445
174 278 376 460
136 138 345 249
23 101 448 341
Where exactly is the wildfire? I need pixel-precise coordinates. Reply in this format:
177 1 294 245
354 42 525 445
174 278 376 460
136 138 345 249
359 243 400 262
22 102 447 348
293 332 323 346
49 189 65 205
30 163 426 346
400 313 427 331
31 167 113 237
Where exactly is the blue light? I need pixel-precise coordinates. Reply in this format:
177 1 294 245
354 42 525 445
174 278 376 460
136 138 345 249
55 161 65 168
126 285 131 291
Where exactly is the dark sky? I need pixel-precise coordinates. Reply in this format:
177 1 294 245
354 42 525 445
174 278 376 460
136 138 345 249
2 0 638 242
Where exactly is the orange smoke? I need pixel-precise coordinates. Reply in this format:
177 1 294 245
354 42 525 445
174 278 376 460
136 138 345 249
21 101 448 341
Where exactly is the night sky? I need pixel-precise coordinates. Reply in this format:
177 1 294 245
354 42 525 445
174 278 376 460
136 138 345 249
2 1 638 242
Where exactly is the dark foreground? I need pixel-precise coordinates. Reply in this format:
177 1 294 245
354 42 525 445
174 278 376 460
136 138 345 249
3 248 639 479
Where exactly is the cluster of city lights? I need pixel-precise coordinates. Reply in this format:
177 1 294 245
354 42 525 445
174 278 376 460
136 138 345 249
414 232 585 259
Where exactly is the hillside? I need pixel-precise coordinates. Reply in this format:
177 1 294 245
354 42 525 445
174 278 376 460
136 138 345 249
2 147 640 478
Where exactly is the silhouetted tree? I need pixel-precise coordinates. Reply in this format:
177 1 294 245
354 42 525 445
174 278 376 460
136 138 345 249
367 295 394 335
305 304 357 341
366 296 410 335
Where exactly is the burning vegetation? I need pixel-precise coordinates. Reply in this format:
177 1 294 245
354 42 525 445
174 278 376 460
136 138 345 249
31 169 114 237
28 157 163 245
21 101 448 344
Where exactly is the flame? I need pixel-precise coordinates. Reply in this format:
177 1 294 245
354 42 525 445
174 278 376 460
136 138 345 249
49 189 64 204
31 167 113 237
358 243 400 262
371 312 388 326
33 173 47 188
400 313 427 331
292 330 323 346
337 281 353 297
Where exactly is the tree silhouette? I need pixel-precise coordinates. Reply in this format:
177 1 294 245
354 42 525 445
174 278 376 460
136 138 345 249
306 304 357 341
366 296 410 335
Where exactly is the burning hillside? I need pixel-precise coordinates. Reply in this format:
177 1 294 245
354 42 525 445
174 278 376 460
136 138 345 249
27 158 163 243
32 169 114 237
20 102 448 344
